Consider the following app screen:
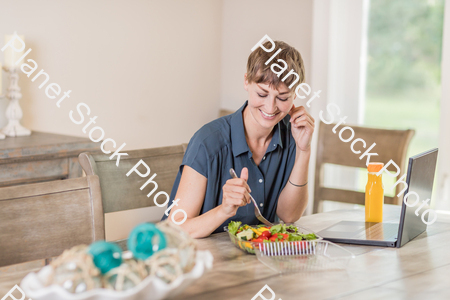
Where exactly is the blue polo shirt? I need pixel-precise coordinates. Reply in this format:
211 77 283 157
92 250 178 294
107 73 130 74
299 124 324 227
162 101 297 233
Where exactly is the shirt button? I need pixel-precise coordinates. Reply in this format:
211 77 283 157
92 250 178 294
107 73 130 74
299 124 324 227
259 179 263 183
260 203 264 207
273 144 276 147
263 156 266 160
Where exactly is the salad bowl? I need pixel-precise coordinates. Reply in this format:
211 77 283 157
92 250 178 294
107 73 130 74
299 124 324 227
224 222 322 255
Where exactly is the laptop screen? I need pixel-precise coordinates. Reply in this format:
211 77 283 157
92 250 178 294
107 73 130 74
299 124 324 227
397 148 438 247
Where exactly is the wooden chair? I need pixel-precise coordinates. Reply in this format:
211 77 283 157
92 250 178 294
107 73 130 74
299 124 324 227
78 144 187 215
0 175 104 267
219 109 235 118
313 121 415 213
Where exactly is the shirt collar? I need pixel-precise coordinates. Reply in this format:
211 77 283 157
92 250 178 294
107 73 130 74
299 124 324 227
230 101 284 158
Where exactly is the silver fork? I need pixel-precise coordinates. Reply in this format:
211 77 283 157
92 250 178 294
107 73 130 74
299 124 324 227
229 168 274 227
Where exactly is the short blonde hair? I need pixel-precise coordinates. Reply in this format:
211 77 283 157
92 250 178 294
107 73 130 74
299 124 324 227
246 40 305 93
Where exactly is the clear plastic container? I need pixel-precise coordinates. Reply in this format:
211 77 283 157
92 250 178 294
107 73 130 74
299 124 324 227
255 240 355 273
224 225 322 255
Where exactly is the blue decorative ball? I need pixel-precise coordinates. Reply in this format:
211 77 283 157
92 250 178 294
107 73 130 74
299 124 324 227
88 241 123 274
127 223 167 260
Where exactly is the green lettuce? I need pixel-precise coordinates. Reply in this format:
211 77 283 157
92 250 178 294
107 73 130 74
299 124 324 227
269 224 299 234
304 233 317 240
269 224 285 234
288 232 318 241
228 221 242 235
288 234 304 241
286 225 298 233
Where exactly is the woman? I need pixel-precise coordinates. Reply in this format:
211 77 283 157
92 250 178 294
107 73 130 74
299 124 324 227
163 40 315 238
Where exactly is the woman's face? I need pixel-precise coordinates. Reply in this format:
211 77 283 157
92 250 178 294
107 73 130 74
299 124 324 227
244 74 295 130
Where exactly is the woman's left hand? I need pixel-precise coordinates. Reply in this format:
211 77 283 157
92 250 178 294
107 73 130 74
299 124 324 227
288 105 315 152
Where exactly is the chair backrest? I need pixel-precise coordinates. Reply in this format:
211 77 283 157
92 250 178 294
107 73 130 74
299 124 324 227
78 144 187 214
0 175 104 267
219 109 234 118
313 121 415 213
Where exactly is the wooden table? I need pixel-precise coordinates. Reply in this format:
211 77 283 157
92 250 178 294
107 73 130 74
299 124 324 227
1 206 450 299
0 131 99 187
175 206 450 300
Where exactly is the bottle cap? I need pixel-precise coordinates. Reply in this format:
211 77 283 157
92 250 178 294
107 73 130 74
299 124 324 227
368 162 384 172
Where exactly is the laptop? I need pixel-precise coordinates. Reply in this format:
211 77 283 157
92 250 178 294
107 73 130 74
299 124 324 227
317 148 438 248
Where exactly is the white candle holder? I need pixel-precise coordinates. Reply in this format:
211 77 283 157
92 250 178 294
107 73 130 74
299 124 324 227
0 96 4 138
1 66 31 137
0 78 5 139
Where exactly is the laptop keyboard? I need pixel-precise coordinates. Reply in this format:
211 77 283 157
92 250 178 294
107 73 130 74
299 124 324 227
352 222 399 241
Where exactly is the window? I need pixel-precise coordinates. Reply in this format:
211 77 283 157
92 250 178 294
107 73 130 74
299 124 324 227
364 0 444 160
318 0 445 213
310 0 447 213
363 0 445 207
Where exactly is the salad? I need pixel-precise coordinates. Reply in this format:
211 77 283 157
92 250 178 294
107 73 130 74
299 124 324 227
228 221 318 244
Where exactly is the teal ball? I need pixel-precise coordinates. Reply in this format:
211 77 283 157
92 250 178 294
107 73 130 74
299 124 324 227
127 223 167 260
88 241 122 274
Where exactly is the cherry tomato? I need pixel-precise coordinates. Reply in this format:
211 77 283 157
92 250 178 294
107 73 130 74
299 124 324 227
269 234 279 242
252 237 265 243
261 231 271 238
269 233 289 242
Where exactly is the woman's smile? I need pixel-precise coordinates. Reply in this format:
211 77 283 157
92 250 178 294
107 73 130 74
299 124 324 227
259 109 280 120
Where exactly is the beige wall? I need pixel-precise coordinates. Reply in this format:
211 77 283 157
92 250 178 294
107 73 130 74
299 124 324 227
0 0 222 150
219 0 313 111
0 0 314 240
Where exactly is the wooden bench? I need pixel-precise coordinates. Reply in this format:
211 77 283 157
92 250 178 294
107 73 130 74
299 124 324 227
0 175 104 267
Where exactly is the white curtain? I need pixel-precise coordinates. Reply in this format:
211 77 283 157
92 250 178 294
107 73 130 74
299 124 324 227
307 0 369 214
437 0 450 211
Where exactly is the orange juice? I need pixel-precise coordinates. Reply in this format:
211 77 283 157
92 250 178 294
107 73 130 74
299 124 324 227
365 163 384 222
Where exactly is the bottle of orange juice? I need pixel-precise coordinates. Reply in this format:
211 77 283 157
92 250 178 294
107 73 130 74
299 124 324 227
365 162 384 222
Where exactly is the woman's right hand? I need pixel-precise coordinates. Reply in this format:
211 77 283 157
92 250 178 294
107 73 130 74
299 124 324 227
221 167 252 217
